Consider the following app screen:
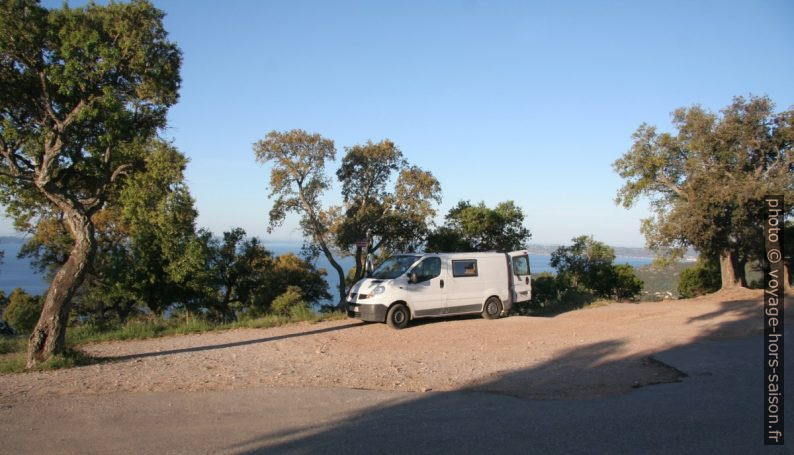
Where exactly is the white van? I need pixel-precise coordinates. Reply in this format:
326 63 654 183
346 251 531 328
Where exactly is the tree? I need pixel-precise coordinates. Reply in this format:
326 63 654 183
614 96 793 290
18 140 206 324
204 229 330 321
426 200 531 252
253 129 347 306
612 264 644 302
333 139 441 283
550 235 615 292
550 235 644 300
254 131 436 305
270 285 307 317
0 0 181 365
677 258 721 298
2 288 41 334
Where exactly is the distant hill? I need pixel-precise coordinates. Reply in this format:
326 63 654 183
526 243 697 260
0 236 700 260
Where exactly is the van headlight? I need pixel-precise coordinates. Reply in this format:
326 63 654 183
371 285 385 296
361 285 385 299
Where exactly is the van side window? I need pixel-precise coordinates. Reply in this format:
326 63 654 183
512 255 530 276
412 257 441 283
452 259 478 277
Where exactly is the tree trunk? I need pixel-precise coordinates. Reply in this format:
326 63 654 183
311 238 347 310
353 245 363 283
718 249 746 289
784 262 791 291
26 209 96 368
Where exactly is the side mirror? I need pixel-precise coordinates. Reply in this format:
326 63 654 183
408 272 417 284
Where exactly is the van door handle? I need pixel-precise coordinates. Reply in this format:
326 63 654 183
440 279 444 289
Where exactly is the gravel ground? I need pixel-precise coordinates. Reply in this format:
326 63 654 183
0 288 772 404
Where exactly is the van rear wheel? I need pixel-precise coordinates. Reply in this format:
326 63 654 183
386 303 409 329
482 296 502 320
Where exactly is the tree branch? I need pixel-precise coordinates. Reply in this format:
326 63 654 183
657 175 686 199
110 163 132 183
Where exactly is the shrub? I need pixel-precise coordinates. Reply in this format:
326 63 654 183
531 272 560 306
289 303 314 320
2 288 42 334
612 264 644 302
677 258 721 298
271 286 305 316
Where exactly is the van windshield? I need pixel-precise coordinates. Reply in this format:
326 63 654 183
371 255 421 279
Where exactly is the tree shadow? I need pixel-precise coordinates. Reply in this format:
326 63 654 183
102 321 365 362
514 289 599 318
222 292 793 454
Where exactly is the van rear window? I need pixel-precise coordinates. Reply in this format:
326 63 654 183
512 255 530 276
452 260 478 277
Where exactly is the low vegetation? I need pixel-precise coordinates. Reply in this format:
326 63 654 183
634 262 693 301
0 310 347 374
514 236 645 316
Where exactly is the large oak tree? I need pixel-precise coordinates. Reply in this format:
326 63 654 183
0 0 181 366
426 200 531 253
614 96 793 289
334 139 441 284
254 131 441 306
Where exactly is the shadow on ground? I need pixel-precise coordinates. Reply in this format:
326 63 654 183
106 321 365 362
226 291 792 454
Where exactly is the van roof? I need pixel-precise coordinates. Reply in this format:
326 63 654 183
393 251 523 258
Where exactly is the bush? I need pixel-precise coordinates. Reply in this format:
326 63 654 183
531 272 560 306
677 258 721 298
271 286 305 316
2 288 42 334
612 264 644 302
289 303 314 320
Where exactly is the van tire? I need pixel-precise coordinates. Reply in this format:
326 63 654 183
386 303 410 329
482 296 502 320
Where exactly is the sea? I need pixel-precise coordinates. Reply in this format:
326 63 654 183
0 238 654 304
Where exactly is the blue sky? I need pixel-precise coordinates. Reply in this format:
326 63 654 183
7 0 794 247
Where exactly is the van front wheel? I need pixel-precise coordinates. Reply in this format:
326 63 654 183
386 303 409 329
482 296 502 320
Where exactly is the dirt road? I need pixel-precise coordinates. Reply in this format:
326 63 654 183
0 288 769 404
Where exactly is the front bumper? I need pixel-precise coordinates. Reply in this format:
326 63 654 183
347 302 387 322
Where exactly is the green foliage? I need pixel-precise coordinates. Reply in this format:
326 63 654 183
0 0 182 362
0 335 25 355
333 140 441 283
2 288 42 334
426 200 531 252
0 0 182 246
513 285 597 317
614 95 794 287
612 264 644 302
206 228 272 321
633 261 692 300
254 129 347 304
550 236 643 301
19 140 208 323
254 131 443 303
271 286 306 316
677 258 721 298
550 236 614 292
529 272 561 305
0 348 96 374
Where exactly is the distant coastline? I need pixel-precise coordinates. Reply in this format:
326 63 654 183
0 236 666 300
